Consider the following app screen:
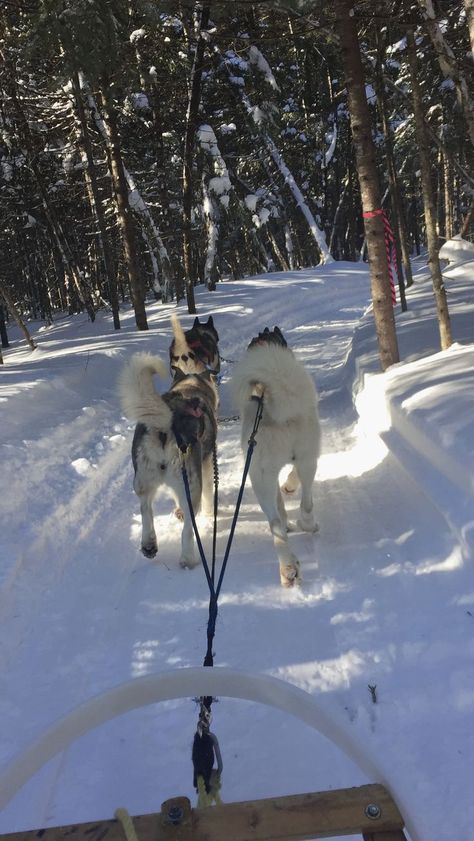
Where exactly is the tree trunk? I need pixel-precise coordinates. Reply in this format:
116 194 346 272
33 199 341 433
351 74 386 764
406 28 452 350
335 0 399 371
0 282 37 351
84 81 173 304
374 35 413 298
268 226 290 271
443 147 454 241
464 0 474 58
460 196 474 237
182 2 211 312
131 31 179 301
71 70 120 329
417 0 474 148
99 85 148 331
0 304 9 348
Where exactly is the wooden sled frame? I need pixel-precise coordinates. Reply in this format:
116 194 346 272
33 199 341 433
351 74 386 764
0 669 414 841
1 784 407 841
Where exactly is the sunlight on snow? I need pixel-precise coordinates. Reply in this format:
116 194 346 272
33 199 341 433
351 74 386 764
0 378 46 400
316 370 393 481
330 598 374 626
140 577 351 617
451 592 474 606
131 639 160 677
376 543 464 577
415 543 464 575
318 425 388 480
274 648 374 694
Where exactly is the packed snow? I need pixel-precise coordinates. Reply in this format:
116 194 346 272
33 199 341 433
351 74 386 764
0 247 473 841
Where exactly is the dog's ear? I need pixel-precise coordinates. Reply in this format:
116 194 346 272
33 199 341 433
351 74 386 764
274 326 287 346
206 316 214 328
173 368 187 382
193 317 200 329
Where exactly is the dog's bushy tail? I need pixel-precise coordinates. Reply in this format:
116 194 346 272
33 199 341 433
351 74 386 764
119 353 172 429
170 313 189 358
231 344 318 425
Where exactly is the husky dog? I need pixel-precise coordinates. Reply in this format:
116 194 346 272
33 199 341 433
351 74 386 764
120 353 218 568
231 327 321 587
169 314 220 378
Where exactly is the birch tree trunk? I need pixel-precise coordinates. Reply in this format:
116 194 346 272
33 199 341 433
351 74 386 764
374 34 413 298
334 0 399 371
70 70 120 329
182 2 211 312
406 28 452 350
99 85 148 331
464 0 474 58
0 305 9 348
417 0 474 148
460 196 474 237
443 147 454 241
0 281 37 351
131 31 179 301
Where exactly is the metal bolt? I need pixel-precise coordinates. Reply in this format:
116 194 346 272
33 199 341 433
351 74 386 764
365 803 382 820
167 805 184 825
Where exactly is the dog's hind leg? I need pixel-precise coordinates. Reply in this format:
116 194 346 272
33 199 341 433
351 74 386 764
250 465 300 587
201 453 215 518
134 478 158 558
176 457 202 570
281 465 300 496
295 456 319 533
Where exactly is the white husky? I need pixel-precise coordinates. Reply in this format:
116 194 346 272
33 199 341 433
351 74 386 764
231 328 321 586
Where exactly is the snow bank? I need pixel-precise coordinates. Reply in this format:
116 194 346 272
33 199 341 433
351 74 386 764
439 235 474 266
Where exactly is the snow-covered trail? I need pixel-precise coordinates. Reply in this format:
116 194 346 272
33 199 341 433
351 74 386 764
0 265 467 838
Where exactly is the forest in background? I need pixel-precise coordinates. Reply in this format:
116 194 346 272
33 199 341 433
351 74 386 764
0 0 473 356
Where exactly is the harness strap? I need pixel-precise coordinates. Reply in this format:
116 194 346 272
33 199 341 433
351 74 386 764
180 395 264 800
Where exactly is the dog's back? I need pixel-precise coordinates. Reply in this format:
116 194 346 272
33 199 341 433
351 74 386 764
231 343 319 427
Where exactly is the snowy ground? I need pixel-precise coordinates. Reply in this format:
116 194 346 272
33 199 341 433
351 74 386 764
0 250 473 841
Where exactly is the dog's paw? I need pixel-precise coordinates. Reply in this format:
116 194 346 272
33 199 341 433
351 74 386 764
174 507 184 521
297 515 319 533
280 558 301 587
180 555 199 570
141 542 158 558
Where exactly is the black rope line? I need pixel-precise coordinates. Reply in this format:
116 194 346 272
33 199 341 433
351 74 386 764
216 396 263 600
211 445 219 586
180 394 264 622
180 395 264 795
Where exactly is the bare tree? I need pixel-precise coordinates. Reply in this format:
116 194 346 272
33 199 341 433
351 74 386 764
406 28 452 350
70 70 120 329
182 2 212 312
99 85 148 331
334 0 399 371
0 281 37 352
464 0 474 58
